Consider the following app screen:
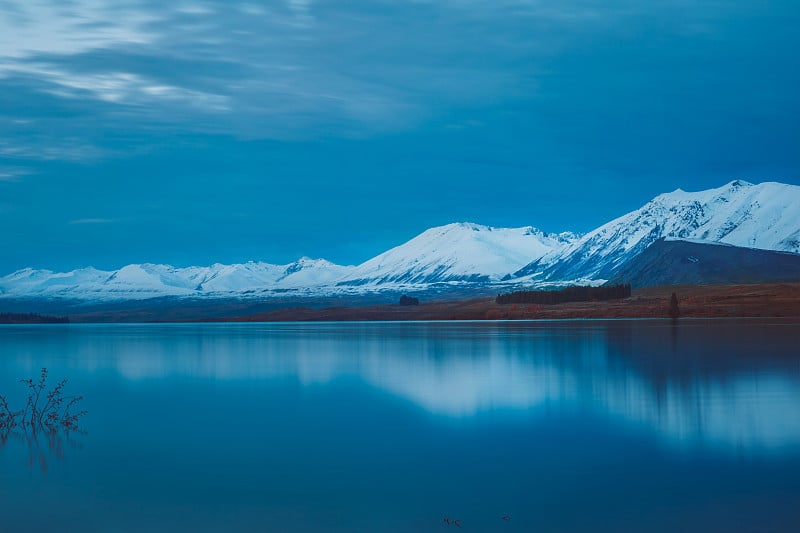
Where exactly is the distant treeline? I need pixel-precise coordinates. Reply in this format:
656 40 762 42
0 312 69 324
496 284 632 305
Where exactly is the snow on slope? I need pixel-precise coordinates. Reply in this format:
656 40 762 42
0 267 112 297
2 180 798 301
521 180 800 282
337 222 577 286
0 259 356 301
275 258 356 288
171 262 284 293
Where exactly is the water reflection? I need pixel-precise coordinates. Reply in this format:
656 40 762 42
1 425 84 473
1 320 799 453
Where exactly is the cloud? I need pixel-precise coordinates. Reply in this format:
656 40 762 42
0 0 157 59
1 0 798 166
69 218 116 225
0 137 106 161
0 0 547 144
0 166 31 181
6 65 230 110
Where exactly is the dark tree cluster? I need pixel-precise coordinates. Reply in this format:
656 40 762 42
496 284 632 305
398 295 420 306
0 313 69 324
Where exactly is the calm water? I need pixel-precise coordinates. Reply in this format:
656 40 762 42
1 319 799 532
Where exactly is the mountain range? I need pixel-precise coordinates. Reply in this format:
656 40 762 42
1 180 798 302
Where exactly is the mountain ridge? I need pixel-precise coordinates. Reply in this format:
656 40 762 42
336 222 578 287
2 180 798 302
515 180 800 282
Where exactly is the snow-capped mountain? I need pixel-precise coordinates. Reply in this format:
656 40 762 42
275 258 355 288
516 180 800 282
0 223 577 300
0 259 356 301
1 180 798 302
337 222 578 286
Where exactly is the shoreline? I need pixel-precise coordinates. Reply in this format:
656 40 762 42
201 283 800 323
2 283 799 324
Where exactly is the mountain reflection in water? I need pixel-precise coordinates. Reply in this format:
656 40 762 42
3 319 798 454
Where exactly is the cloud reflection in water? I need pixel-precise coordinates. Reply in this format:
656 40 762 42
4 320 800 453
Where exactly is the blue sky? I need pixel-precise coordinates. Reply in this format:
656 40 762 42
1 0 798 271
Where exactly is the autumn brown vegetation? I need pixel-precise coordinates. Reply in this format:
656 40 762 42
210 283 800 322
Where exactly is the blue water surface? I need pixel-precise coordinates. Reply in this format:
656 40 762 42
1 319 799 532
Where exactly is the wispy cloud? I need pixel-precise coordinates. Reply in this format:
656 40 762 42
0 138 106 161
0 0 157 59
0 166 31 181
1 0 797 166
69 218 117 225
0 0 550 145
14 66 230 110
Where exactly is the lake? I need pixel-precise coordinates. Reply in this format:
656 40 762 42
1 319 799 532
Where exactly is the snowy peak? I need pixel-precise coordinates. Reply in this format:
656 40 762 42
528 180 800 282
281 257 339 276
0 259 356 301
338 222 577 286
187 262 286 293
642 180 799 250
276 257 355 288
658 179 753 202
0 266 109 297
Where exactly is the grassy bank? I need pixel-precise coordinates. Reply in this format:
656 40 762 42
205 283 800 322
